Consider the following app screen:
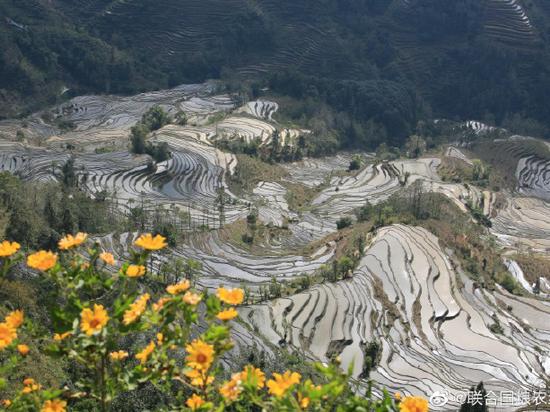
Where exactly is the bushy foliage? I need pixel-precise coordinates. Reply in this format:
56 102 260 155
0 234 429 411
130 107 172 162
336 217 352 230
141 106 172 132
0 173 117 249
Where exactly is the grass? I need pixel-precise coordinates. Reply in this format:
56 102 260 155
511 253 550 285
283 182 319 212
420 209 509 291
0 278 67 398
468 139 550 190
217 219 291 254
227 154 288 196
355 190 511 291
438 156 474 183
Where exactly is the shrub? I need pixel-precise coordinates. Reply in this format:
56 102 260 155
141 106 171 131
0 234 427 411
246 213 257 226
130 124 148 154
348 155 362 171
175 111 188 126
336 217 352 230
241 233 254 244
498 272 518 294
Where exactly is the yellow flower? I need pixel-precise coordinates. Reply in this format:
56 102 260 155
58 232 87 250
216 308 238 321
0 240 20 257
238 365 265 388
156 333 164 345
267 371 301 397
184 369 214 387
53 332 72 341
136 341 155 364
183 291 202 306
0 322 16 350
27 250 57 271
399 396 429 412
219 374 243 402
123 293 150 325
22 378 41 393
299 394 310 409
186 394 205 410
41 399 67 412
109 350 129 361
185 339 214 371
1 399 12 407
216 287 244 305
17 344 30 356
23 377 36 386
152 297 171 312
134 233 167 250
125 264 146 278
80 304 109 336
395 393 402 401
99 252 115 265
166 280 190 295
5 310 24 329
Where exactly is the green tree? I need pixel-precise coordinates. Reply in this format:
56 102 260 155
336 217 353 230
43 193 59 230
130 124 148 154
61 203 77 234
142 105 171 131
405 135 426 158
338 256 354 278
175 111 188 126
184 258 203 285
360 341 381 378
61 157 78 188
348 155 362 171
0 205 9 239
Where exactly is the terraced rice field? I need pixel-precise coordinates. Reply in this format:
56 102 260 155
308 157 487 222
491 196 550 251
445 146 473 165
2 84 550 409
94 230 336 291
216 116 307 147
484 0 537 46
236 100 279 121
516 155 550 200
241 225 550 407
0 84 315 227
0 83 232 150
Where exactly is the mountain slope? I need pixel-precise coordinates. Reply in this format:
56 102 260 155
3 0 550 138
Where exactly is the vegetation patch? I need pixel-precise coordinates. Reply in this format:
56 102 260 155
227 154 287 196
217 218 290 254
0 234 420 411
469 139 550 190
283 182 319 212
512 254 550 285
438 156 495 189
355 186 510 291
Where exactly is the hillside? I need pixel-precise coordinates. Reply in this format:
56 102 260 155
0 81 549 410
3 0 550 142
1 2 550 411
